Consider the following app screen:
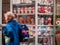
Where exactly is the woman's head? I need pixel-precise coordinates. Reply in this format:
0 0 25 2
4 11 15 23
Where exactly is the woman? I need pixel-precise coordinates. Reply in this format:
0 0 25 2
3 12 23 45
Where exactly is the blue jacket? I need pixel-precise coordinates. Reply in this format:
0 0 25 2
3 20 23 45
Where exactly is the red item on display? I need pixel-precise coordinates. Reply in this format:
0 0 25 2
56 31 60 34
38 6 45 13
48 17 52 25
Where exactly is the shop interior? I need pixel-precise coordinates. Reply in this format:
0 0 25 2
2 0 60 45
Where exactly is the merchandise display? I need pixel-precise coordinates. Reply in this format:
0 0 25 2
38 0 53 5
18 15 35 25
38 15 53 25
12 0 35 42
38 6 52 14
13 7 35 15
38 26 54 37
2 0 55 45
38 38 48 45
29 30 35 37
13 8 17 14
13 0 35 4
19 0 34 4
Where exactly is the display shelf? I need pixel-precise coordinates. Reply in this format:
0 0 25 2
27 25 35 26
37 25 54 26
1 24 35 27
17 13 35 15
56 14 60 15
30 29 35 31
38 3 54 6
38 36 54 38
38 13 53 15
13 3 35 7
11 0 55 45
55 25 60 26
38 37 48 38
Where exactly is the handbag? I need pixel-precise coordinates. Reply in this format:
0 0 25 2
5 36 10 44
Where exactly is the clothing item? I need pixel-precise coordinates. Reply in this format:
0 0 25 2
3 20 23 45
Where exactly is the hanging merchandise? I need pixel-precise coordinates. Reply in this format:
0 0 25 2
29 30 35 37
13 8 17 14
38 6 45 13
45 6 51 14
31 7 35 14
48 0 53 4
29 7 32 14
27 16 31 25
46 27 50 36
50 27 54 35
45 17 48 25
46 27 50 32
31 18 35 25
19 17 24 24
26 7 29 14
39 0 46 4
38 0 53 5
20 7 24 14
38 31 41 36
38 6 52 14
48 17 52 25
25 7 27 14
41 28 46 35
43 38 48 45
51 36 54 45
38 18 41 25
47 7 51 13
41 17 45 25
23 7 25 13
38 38 43 45
17 7 20 14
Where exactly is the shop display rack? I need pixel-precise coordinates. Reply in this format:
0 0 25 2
2 0 56 45
11 0 55 45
